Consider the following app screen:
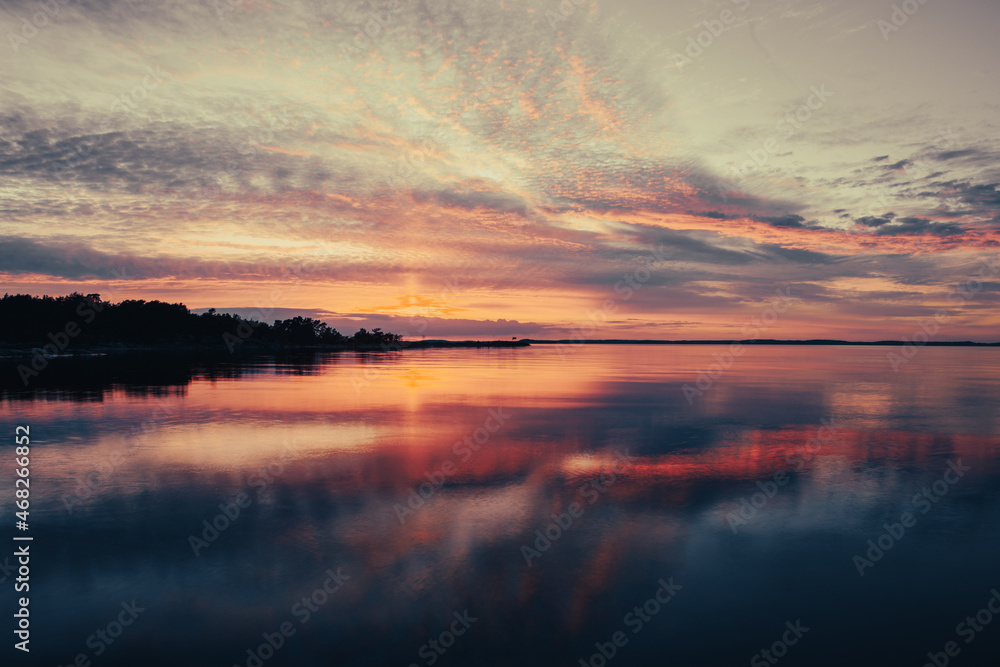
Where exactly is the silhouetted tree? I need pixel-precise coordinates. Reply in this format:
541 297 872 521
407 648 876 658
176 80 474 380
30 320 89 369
0 294 398 350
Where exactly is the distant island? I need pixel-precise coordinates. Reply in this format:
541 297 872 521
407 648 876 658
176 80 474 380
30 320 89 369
522 339 1000 346
2 294 997 362
0 293 528 360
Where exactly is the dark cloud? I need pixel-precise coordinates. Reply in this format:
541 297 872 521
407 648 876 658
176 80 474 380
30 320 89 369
620 223 840 269
871 217 965 236
760 245 838 265
871 155 890 162
0 235 409 281
961 183 1000 206
935 149 980 161
419 187 533 217
757 214 806 228
898 181 1000 224
0 104 330 196
626 227 757 267
0 236 130 280
855 213 896 227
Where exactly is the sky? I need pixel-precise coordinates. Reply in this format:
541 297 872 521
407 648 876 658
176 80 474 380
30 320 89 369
1 0 999 341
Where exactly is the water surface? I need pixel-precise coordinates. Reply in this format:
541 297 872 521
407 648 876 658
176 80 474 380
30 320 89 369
3 345 1000 666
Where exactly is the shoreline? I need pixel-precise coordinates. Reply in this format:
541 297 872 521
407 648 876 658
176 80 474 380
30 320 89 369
521 339 1000 346
2 337 1000 360
0 339 532 360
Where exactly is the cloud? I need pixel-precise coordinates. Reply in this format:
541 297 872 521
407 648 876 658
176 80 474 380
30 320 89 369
871 217 965 236
2 0 1000 340
854 213 896 227
0 236 129 280
961 183 1000 207
418 186 535 218
0 235 407 282
935 149 980 161
760 244 838 265
757 214 806 228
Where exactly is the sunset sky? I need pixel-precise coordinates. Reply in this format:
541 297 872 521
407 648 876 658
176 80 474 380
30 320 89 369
2 0 999 340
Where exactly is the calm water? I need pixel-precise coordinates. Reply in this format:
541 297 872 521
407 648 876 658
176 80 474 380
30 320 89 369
2 345 1000 666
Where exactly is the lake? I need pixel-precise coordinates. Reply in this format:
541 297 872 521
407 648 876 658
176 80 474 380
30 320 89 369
3 345 1000 666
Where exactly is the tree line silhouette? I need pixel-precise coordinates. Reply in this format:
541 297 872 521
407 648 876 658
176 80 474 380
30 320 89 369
0 293 402 349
